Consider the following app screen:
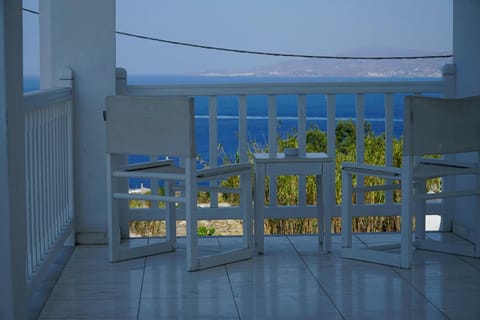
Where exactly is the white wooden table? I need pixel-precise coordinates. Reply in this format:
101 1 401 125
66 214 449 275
253 152 333 254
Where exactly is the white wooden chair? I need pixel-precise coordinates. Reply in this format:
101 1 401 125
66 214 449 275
105 95 253 271
341 95 480 269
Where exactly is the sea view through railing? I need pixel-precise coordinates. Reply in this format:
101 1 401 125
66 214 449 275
25 74 443 191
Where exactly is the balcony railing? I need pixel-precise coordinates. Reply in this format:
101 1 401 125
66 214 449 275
19 69 450 316
23 85 74 297
117 68 449 233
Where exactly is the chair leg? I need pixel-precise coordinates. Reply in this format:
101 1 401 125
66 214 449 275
476 183 480 257
186 168 253 271
400 170 413 269
185 161 199 271
107 156 120 262
316 174 324 248
165 180 176 247
241 171 253 249
341 170 353 248
414 179 427 240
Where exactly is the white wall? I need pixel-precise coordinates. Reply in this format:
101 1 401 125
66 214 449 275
454 1 480 97
452 0 480 237
40 0 116 243
0 1 27 318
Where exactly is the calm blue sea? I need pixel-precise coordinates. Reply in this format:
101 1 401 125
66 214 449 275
125 75 412 160
24 74 421 189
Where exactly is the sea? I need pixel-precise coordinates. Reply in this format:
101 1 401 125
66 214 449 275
24 74 432 189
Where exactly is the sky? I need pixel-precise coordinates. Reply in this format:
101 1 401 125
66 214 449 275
22 0 453 76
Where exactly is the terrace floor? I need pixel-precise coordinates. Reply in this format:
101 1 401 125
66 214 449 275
36 233 480 320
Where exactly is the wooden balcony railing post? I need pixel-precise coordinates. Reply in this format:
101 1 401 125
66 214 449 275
355 93 365 206
209 96 219 208
268 95 277 207
384 93 395 206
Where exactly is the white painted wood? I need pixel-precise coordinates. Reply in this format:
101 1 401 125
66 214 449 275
127 80 443 97
24 87 74 295
238 95 248 163
267 95 277 208
324 94 337 237
0 1 27 318
122 76 458 262
106 96 190 262
355 94 365 207
404 95 480 156
208 96 219 208
316 173 325 247
267 95 277 156
253 153 332 254
297 95 307 156
298 95 307 207
165 180 176 244
384 94 394 206
342 162 402 178
121 201 397 220
185 157 198 271
341 95 480 268
407 97 480 257
106 96 254 271
400 155 413 268
106 96 195 156
341 170 353 248
126 79 444 225
326 94 336 159
24 87 72 110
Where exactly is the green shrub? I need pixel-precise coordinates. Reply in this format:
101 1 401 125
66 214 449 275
197 225 216 236
129 120 440 237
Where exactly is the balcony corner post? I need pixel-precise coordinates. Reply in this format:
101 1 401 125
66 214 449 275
0 1 27 319
116 67 128 95
441 63 456 98
59 67 74 87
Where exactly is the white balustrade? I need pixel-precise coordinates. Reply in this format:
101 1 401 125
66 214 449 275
126 79 444 224
23 87 74 295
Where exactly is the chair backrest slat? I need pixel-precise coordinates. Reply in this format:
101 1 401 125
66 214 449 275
106 96 195 156
404 95 480 156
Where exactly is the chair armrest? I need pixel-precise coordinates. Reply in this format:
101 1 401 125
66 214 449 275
342 162 402 178
419 158 478 169
122 159 174 172
415 158 480 178
197 162 251 179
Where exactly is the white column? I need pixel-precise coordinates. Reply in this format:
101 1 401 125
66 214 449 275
0 1 27 319
454 1 480 98
452 0 480 237
40 0 116 243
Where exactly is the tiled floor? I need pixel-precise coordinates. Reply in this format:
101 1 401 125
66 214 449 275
37 233 480 320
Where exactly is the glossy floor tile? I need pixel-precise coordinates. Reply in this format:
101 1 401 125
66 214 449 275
37 233 480 319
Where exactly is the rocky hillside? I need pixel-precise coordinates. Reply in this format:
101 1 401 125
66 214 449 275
201 46 452 78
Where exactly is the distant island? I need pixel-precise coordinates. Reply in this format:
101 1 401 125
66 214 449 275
199 46 452 78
